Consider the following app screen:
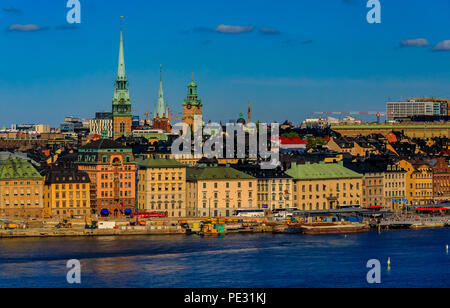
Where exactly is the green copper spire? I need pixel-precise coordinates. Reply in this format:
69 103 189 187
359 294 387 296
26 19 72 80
112 17 131 117
155 64 167 118
117 16 126 81
183 73 202 106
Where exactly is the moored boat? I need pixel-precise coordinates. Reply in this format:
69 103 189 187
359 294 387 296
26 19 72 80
301 222 369 235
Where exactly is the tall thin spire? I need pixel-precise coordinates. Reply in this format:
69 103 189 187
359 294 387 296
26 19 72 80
156 65 166 118
117 16 126 80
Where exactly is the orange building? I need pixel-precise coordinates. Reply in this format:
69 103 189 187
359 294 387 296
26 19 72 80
75 139 135 217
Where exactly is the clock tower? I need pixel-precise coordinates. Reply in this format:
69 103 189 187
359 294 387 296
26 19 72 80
182 74 203 128
112 19 132 139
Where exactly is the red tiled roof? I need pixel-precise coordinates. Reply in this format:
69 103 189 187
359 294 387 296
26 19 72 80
280 137 307 145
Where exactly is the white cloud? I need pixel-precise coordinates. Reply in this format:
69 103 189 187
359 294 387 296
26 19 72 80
433 40 450 51
400 38 429 47
215 24 254 34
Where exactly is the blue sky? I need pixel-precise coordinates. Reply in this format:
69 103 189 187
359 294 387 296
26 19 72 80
1 0 449 126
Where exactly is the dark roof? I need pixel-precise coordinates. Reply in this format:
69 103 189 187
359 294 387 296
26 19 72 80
79 139 128 150
231 164 292 179
44 167 90 184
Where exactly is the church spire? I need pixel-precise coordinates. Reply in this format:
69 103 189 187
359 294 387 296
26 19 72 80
156 64 166 118
117 16 126 81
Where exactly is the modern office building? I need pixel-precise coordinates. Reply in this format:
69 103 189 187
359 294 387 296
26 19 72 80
89 111 113 138
386 98 449 122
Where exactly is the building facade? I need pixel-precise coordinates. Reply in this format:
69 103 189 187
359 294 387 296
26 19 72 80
232 165 293 210
432 158 450 201
382 163 407 211
286 162 363 211
76 139 135 216
89 111 113 138
186 166 256 217
43 166 91 218
386 98 449 122
0 153 44 219
136 158 187 217
398 160 433 206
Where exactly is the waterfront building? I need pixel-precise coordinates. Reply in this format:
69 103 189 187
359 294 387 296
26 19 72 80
182 75 203 128
136 158 187 217
382 163 407 211
386 98 449 122
286 161 363 210
432 158 450 201
232 164 293 210
43 165 91 218
186 166 256 217
75 139 135 216
112 22 132 139
343 160 384 208
0 152 44 219
89 111 113 138
398 159 433 206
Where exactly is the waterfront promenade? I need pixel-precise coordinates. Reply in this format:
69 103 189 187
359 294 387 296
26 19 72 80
1 214 448 238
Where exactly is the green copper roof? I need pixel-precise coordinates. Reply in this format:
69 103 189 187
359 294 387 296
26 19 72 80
285 162 363 180
112 23 131 117
0 157 43 180
136 158 185 168
183 75 202 106
187 166 255 181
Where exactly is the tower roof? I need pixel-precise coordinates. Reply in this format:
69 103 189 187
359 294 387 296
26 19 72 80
117 17 126 80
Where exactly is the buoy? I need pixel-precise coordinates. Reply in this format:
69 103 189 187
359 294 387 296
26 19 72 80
446 245 449 253
387 257 391 266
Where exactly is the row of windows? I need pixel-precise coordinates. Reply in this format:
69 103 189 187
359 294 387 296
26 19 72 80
54 191 87 199
54 184 86 190
202 191 253 199
2 181 41 185
295 183 360 192
100 191 132 197
4 201 40 207
202 182 253 189
54 200 88 208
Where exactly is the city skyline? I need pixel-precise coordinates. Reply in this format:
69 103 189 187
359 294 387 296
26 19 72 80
1 0 450 126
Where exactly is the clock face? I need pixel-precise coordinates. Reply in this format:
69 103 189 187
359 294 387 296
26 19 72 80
120 98 125 103
186 103 192 109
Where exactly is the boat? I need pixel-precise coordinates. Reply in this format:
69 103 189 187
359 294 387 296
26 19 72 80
300 222 369 235
410 222 446 229
272 224 303 234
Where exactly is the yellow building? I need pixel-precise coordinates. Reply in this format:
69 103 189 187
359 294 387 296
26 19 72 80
0 153 44 219
136 158 187 217
43 167 91 218
186 166 257 217
286 162 363 211
398 160 433 206
382 163 407 211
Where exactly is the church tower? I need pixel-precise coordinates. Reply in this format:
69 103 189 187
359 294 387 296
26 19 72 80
182 74 202 127
152 65 171 132
112 18 132 139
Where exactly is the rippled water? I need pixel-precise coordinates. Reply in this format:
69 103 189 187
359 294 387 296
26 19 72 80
0 229 449 288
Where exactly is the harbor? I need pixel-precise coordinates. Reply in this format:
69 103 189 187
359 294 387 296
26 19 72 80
1 210 449 238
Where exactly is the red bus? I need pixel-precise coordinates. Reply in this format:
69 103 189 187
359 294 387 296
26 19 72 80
132 211 167 218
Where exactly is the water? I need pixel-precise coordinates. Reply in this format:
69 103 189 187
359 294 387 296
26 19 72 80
0 229 449 288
